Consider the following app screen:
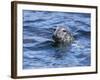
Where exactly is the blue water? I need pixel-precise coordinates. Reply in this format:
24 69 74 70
23 10 91 69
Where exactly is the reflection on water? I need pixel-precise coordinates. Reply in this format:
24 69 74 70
23 10 91 69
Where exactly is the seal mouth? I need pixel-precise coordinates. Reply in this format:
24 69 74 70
52 35 61 43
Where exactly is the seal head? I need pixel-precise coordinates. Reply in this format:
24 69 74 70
53 26 73 45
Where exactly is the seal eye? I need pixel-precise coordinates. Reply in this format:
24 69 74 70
62 30 66 32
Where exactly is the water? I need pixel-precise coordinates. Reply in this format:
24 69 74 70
23 10 91 69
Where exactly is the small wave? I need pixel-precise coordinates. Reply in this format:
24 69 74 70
24 19 46 23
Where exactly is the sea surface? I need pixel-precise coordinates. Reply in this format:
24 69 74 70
23 10 91 69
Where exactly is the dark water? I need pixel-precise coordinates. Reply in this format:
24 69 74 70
23 10 91 69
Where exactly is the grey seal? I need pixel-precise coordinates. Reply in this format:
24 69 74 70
52 26 74 46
